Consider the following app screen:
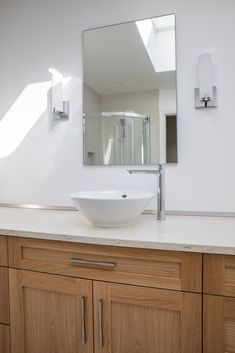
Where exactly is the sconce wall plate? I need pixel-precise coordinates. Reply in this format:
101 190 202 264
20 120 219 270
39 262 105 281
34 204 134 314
49 68 70 120
53 100 70 119
195 85 217 109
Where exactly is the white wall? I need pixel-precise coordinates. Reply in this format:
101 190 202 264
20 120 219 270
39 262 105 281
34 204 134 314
0 0 235 212
159 89 177 112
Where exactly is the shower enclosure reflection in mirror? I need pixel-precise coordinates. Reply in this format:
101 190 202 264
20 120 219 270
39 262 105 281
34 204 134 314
83 14 177 165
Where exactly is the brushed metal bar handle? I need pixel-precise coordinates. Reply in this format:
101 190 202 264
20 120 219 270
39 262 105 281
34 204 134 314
98 300 104 348
69 258 116 270
81 297 86 344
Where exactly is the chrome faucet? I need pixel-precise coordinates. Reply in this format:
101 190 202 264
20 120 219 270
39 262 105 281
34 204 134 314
127 164 165 220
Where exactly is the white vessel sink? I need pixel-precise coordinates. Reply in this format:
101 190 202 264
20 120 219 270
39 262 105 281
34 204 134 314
70 190 153 227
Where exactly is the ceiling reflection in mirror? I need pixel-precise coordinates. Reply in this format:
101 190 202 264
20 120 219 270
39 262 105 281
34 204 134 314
83 14 177 165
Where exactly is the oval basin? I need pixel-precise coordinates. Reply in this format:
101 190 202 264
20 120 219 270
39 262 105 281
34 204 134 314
70 190 153 227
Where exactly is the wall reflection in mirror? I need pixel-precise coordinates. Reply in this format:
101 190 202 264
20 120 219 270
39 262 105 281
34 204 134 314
83 14 177 165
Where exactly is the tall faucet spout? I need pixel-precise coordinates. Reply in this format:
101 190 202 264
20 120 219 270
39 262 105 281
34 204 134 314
128 169 159 175
127 164 165 221
157 164 165 220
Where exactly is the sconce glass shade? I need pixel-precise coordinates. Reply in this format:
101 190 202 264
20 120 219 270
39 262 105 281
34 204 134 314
48 68 63 112
48 68 69 119
198 53 214 99
195 52 217 108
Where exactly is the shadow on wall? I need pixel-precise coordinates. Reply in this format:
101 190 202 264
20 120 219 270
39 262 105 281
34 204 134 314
0 77 72 158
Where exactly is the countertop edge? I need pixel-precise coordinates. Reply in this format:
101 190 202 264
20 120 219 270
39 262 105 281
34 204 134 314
1 228 235 255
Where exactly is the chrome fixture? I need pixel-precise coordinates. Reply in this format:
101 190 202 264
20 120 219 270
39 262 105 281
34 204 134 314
69 258 116 269
195 52 217 109
195 86 217 108
127 164 165 220
98 300 104 348
49 68 70 119
81 297 86 344
52 101 70 120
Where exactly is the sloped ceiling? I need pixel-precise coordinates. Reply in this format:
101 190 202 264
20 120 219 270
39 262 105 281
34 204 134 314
83 21 176 95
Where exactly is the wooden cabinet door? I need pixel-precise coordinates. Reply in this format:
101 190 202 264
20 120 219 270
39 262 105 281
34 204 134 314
93 281 202 353
0 236 8 267
0 267 9 324
9 269 93 353
0 324 10 353
204 295 235 353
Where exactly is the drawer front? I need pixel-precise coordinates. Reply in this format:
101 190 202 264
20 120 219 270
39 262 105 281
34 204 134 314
0 267 9 325
204 254 235 296
8 237 202 292
0 236 8 267
0 324 10 353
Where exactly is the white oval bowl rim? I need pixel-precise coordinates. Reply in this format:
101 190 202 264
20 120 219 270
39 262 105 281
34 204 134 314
70 190 154 201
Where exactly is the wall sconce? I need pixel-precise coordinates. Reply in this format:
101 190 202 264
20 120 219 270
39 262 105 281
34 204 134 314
49 68 69 119
195 53 217 108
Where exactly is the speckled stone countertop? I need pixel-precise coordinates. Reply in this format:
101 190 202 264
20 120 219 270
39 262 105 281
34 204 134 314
0 206 235 255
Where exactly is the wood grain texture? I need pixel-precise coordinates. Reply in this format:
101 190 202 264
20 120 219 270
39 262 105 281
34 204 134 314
203 254 235 296
8 236 202 292
224 298 235 353
9 269 93 353
0 267 9 324
0 236 8 266
93 281 202 353
203 295 224 353
0 324 10 353
204 294 235 353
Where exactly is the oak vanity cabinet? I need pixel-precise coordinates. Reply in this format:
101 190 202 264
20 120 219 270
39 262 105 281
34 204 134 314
9 270 93 353
0 236 10 353
8 237 202 353
203 254 235 353
93 282 201 353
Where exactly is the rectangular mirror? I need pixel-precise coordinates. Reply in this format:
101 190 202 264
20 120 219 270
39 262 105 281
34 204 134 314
83 14 177 165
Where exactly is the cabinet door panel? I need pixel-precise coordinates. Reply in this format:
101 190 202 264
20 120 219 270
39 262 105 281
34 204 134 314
10 269 93 353
203 254 235 296
93 282 201 353
204 295 235 353
0 324 10 353
0 236 8 266
0 267 9 324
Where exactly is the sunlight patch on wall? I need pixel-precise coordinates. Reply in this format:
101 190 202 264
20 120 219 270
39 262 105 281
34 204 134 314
0 81 51 158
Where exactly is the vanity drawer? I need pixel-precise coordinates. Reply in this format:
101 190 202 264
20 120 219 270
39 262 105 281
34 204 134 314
0 267 9 324
204 254 235 296
0 236 8 267
8 237 202 292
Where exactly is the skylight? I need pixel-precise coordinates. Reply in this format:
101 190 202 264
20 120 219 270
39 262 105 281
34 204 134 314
152 15 175 32
136 14 176 73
